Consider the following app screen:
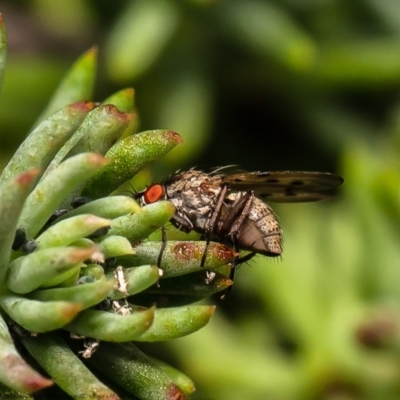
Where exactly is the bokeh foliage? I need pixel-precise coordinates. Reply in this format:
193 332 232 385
2 0 400 399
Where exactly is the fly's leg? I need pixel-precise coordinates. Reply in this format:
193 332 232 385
200 184 229 267
217 191 255 294
220 245 255 300
220 234 241 299
220 265 236 299
157 225 168 267
236 251 256 264
200 243 209 267
226 191 254 238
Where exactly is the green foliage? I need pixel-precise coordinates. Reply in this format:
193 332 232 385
2 1 400 399
0 18 233 400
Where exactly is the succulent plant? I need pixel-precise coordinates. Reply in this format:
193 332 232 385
0 15 235 400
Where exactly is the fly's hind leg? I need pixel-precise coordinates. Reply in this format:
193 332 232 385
220 235 241 299
237 251 256 264
226 191 254 237
220 248 256 299
218 191 255 297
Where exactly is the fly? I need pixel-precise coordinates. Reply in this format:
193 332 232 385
135 168 344 277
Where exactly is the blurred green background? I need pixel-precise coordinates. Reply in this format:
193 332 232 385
2 0 400 399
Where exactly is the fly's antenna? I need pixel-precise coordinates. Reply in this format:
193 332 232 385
131 189 145 200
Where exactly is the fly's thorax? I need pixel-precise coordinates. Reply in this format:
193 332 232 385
225 192 283 256
164 170 223 233
165 169 222 193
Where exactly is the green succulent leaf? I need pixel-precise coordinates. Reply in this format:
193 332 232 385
134 305 215 342
17 152 108 238
65 105 134 158
53 195 141 222
44 105 132 185
82 130 183 198
64 307 155 342
33 47 97 126
102 87 135 113
0 102 95 185
106 201 175 242
149 357 195 396
98 235 134 258
35 215 110 249
7 247 96 293
29 276 114 310
0 170 39 283
85 342 188 400
21 332 119 400
146 270 232 296
107 265 161 300
0 294 82 333
81 263 105 281
0 314 53 393
102 88 139 139
118 241 236 277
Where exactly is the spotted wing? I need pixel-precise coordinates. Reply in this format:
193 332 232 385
221 171 344 202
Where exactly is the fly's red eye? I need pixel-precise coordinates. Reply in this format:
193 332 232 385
144 184 165 204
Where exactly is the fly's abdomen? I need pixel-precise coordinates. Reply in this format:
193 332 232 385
236 197 282 256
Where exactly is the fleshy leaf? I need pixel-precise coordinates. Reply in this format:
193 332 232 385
7 247 96 293
82 130 183 198
98 235 134 258
29 276 114 310
22 333 119 399
52 195 141 222
134 305 215 341
35 215 110 249
146 270 232 296
150 357 196 395
0 294 82 333
118 241 236 277
0 102 95 185
0 170 39 283
85 342 187 400
64 307 155 342
106 201 175 242
17 153 108 238
102 88 135 113
0 314 53 393
33 47 97 126
107 265 161 300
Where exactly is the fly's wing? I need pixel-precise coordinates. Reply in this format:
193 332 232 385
221 171 344 202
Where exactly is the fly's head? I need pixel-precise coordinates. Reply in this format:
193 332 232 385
137 169 223 233
136 181 193 231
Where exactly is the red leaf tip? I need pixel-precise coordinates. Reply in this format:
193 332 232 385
167 383 188 400
102 104 135 122
70 101 96 112
16 169 40 185
166 131 184 144
2 354 53 392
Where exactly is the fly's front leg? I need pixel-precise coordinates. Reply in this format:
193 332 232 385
162 212 193 267
157 225 168 267
200 184 229 267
